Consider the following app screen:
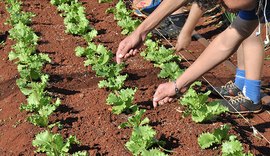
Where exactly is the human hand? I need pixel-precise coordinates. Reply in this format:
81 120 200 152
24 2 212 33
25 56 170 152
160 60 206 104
153 81 177 108
175 32 192 52
116 32 144 64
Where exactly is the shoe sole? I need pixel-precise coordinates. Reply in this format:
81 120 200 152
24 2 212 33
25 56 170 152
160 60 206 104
229 107 263 114
133 10 148 18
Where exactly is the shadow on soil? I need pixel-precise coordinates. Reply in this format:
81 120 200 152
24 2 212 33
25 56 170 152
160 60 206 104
55 105 80 128
137 100 153 110
70 144 91 155
45 67 162 94
149 120 162 127
47 86 80 95
159 134 181 153
124 72 146 81
60 116 78 128
48 71 99 82
236 123 270 155
46 72 101 92
56 104 80 114
37 40 49 45
264 104 270 110
86 143 109 155
0 31 8 42
97 29 106 35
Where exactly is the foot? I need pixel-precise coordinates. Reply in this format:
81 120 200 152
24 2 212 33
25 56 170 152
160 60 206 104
210 81 242 97
132 0 161 14
220 93 263 113
132 0 152 9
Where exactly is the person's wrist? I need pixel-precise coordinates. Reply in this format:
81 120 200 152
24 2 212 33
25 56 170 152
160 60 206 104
136 25 150 41
173 80 181 97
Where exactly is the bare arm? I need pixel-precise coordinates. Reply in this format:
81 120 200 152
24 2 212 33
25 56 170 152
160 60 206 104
135 0 190 37
182 3 203 37
153 15 259 107
116 0 190 63
175 2 204 51
176 16 258 91
153 0 260 107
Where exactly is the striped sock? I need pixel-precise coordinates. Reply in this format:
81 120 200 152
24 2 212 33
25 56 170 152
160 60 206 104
234 68 245 90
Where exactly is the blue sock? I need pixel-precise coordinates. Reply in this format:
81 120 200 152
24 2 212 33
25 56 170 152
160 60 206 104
234 68 245 90
243 79 261 104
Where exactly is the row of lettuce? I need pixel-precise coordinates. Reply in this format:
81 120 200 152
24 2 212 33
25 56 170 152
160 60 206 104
110 0 253 156
51 0 168 155
4 0 87 155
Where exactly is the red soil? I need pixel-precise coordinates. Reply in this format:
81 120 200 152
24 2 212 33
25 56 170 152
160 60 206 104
0 0 269 155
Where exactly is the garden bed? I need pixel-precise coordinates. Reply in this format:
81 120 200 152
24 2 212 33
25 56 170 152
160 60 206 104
0 0 269 155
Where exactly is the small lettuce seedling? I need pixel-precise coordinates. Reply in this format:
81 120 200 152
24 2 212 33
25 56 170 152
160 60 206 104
107 88 137 114
5 0 35 26
198 124 230 149
180 81 228 123
33 130 88 156
198 125 253 156
98 74 127 91
119 110 167 156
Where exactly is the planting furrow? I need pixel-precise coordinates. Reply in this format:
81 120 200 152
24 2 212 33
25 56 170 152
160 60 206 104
4 0 87 155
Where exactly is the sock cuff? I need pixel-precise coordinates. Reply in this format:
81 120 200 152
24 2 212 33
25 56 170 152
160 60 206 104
245 79 261 86
236 68 245 77
243 79 261 104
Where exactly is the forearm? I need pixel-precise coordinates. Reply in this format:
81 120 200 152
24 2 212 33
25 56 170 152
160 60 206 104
176 16 258 89
135 0 189 38
181 2 203 36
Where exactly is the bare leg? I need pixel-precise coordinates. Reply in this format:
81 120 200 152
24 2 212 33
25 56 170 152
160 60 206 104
242 28 264 80
175 16 258 89
233 28 263 93
240 27 264 104
237 44 245 70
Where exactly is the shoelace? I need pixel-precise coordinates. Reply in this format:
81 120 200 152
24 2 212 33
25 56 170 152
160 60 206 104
228 93 247 104
221 80 235 89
